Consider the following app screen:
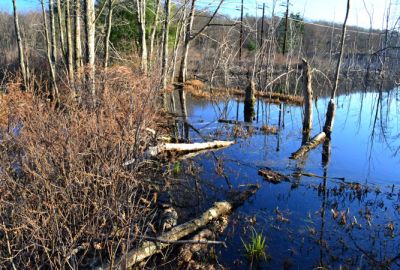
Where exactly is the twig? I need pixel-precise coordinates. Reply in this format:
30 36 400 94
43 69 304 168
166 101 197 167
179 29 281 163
141 236 227 248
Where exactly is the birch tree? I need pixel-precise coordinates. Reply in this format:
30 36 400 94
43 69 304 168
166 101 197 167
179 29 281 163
12 0 28 90
136 0 148 74
75 0 83 70
84 0 96 100
65 0 75 90
149 0 160 68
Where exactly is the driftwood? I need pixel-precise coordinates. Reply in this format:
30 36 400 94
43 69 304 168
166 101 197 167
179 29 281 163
258 168 289 183
290 132 326 159
292 171 345 181
98 186 259 269
146 140 234 157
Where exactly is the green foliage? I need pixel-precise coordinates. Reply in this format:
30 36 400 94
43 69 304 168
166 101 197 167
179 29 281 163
276 12 304 54
95 0 178 53
241 228 268 261
247 40 258 52
173 162 181 175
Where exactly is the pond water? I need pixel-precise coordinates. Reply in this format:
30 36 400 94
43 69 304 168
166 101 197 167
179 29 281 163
176 89 400 269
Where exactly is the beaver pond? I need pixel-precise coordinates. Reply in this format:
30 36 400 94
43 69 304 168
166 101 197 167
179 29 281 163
167 88 400 269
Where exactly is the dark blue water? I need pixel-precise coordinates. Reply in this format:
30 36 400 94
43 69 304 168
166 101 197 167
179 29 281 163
181 90 400 269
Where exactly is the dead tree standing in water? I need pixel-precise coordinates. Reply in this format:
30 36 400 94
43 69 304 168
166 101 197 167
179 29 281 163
323 0 350 136
301 58 313 143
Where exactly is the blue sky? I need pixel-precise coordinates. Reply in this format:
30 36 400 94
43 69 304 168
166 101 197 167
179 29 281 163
0 0 397 30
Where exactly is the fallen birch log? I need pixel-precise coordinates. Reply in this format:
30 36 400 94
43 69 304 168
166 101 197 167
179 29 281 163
146 140 234 157
290 132 326 159
98 186 258 270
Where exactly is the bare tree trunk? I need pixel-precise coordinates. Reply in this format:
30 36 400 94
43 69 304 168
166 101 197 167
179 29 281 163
12 0 28 90
323 0 350 135
49 0 57 62
137 0 148 74
84 0 96 101
65 0 75 92
178 0 225 83
148 0 160 68
103 0 113 69
301 58 313 135
161 0 170 107
41 0 60 104
170 4 186 83
75 0 83 71
56 0 66 57
178 0 195 84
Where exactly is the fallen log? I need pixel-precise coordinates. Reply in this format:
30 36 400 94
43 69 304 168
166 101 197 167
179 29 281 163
98 186 258 269
290 132 326 159
146 140 234 157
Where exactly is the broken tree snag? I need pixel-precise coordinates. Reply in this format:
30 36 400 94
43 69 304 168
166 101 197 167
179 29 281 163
99 186 259 269
146 140 234 157
244 78 256 122
290 132 326 160
301 58 313 134
323 99 336 136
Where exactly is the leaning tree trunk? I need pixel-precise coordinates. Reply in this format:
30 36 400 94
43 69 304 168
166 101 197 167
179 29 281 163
84 0 96 101
41 0 59 104
103 0 113 69
323 0 350 135
12 0 28 90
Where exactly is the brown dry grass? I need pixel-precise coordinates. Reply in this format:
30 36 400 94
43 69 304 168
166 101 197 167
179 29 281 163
0 67 163 269
260 125 279 135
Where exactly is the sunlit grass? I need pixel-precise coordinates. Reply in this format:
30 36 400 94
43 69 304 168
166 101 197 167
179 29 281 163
241 228 269 261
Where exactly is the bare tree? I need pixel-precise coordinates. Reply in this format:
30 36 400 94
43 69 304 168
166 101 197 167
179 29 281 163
41 0 60 103
49 0 57 62
65 0 75 91
84 0 96 100
75 0 83 70
103 0 114 69
12 0 28 90
149 0 160 68
323 0 350 135
56 0 66 57
136 0 148 74
161 0 170 91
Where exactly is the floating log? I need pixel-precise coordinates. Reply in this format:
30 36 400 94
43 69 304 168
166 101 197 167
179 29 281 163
290 132 326 159
146 140 234 157
98 186 259 269
258 168 289 183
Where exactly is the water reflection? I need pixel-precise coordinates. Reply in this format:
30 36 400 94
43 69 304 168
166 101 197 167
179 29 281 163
179 89 400 268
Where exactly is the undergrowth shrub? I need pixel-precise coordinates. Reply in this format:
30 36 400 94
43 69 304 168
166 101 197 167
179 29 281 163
0 67 162 269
